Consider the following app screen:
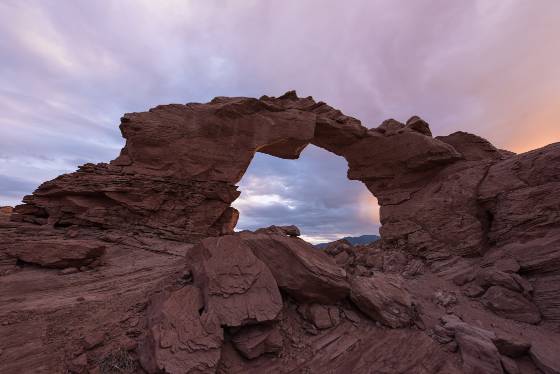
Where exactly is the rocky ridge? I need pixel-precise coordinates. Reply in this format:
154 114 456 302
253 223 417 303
0 91 559 373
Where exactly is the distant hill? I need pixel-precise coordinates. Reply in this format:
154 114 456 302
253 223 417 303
316 234 379 249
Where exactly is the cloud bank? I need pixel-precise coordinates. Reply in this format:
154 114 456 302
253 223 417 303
232 146 380 243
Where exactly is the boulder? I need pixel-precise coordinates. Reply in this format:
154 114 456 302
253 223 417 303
67 353 88 374
491 332 531 358
334 251 350 265
433 290 458 308
452 266 477 286
82 331 105 351
254 225 300 237
322 239 352 256
481 286 541 324
511 274 533 297
186 235 282 327
231 324 283 360
476 268 522 293
6 239 105 269
240 231 349 304
382 250 408 273
500 356 520 374
441 315 503 374
349 274 414 328
463 284 486 298
406 116 432 137
298 304 340 329
530 339 560 374
139 286 223 374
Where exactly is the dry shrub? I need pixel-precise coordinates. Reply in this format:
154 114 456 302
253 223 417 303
98 348 137 374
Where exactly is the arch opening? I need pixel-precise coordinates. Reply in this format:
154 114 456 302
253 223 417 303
232 144 380 244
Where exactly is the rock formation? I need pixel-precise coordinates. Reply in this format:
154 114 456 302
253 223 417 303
1 91 559 373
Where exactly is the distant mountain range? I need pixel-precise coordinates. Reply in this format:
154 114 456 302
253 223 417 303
316 234 380 249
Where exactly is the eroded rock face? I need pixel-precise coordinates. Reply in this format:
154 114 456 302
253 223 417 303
11 163 240 242
185 235 283 327
6 239 105 269
350 274 414 328
478 143 560 251
139 286 223 374
0 206 13 219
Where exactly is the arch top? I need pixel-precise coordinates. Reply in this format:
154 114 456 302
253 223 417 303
113 90 461 187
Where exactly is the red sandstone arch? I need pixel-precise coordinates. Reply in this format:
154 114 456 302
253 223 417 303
13 91 510 256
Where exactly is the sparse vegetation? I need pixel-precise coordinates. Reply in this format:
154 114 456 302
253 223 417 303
97 349 137 374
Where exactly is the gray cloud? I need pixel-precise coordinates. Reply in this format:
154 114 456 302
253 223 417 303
0 174 40 206
1 0 559 241
232 146 380 242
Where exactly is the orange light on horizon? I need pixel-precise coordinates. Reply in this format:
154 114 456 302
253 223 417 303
504 103 560 154
358 189 380 225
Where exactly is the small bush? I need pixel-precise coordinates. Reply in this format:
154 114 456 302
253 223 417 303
98 348 137 374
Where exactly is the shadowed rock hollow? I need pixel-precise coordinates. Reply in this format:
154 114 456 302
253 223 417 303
1 91 559 373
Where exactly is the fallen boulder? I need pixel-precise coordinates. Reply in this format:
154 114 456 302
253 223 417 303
139 286 223 374
481 286 541 324
186 235 283 327
349 274 414 328
298 303 340 330
500 355 520 374
476 268 522 293
441 315 503 374
529 339 560 374
491 332 531 358
254 225 301 237
231 324 283 360
322 239 352 256
240 231 349 304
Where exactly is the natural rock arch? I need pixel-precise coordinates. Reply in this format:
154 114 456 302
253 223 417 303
13 91 510 256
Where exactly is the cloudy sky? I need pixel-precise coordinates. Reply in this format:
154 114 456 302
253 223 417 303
1 1 559 243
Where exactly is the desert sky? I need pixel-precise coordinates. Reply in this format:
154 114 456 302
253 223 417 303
1 0 559 243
